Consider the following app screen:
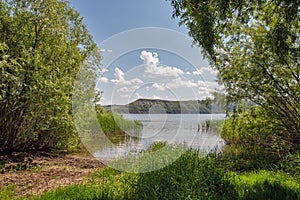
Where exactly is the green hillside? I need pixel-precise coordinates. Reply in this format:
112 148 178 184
103 99 224 114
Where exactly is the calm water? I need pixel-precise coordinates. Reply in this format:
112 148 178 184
93 114 226 160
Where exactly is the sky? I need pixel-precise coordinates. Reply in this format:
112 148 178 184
70 0 221 105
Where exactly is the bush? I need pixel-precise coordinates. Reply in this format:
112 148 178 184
221 106 293 154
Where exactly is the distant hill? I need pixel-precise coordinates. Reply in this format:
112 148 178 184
102 99 224 114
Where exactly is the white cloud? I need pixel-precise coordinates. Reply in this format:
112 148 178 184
146 65 184 77
140 50 160 66
192 69 202 75
117 85 140 93
114 68 125 82
140 50 184 77
101 68 109 73
151 77 214 93
99 77 109 83
166 77 198 89
197 81 207 87
152 83 166 91
130 78 143 84
111 67 143 85
117 87 131 93
197 81 220 95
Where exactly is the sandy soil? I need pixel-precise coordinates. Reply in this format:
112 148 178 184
0 152 104 197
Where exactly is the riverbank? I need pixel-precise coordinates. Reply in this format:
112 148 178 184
0 151 104 198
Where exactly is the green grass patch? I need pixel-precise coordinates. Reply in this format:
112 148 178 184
0 185 15 200
232 170 300 200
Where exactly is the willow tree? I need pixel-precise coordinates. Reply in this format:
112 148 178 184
0 0 101 154
169 0 299 147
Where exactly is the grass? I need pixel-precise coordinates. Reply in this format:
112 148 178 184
0 185 16 200
24 147 298 200
232 170 300 200
96 106 142 137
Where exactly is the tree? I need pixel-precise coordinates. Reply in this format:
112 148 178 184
0 0 101 154
169 0 299 148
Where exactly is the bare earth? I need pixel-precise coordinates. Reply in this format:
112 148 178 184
0 152 104 197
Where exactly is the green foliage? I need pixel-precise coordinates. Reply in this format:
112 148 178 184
221 106 290 153
169 0 300 147
95 106 142 137
0 0 100 154
219 106 297 172
280 153 300 179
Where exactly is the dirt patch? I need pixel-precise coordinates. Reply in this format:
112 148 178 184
0 152 104 197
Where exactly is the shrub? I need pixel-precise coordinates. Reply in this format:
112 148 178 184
221 106 293 154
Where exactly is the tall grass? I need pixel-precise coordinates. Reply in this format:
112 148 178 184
96 106 142 137
33 148 300 200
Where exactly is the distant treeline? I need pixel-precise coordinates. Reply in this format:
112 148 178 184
103 99 225 114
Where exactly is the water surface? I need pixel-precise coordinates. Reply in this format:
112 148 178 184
93 114 225 159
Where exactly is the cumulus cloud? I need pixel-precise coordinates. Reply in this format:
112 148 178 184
140 50 184 77
117 85 140 93
166 78 198 89
197 80 220 95
117 87 131 93
130 78 143 84
113 68 125 82
111 67 143 85
151 77 208 92
140 50 160 66
151 76 221 98
152 83 166 91
99 77 109 83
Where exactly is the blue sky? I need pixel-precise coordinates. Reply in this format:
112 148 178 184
70 0 220 105
69 0 188 43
